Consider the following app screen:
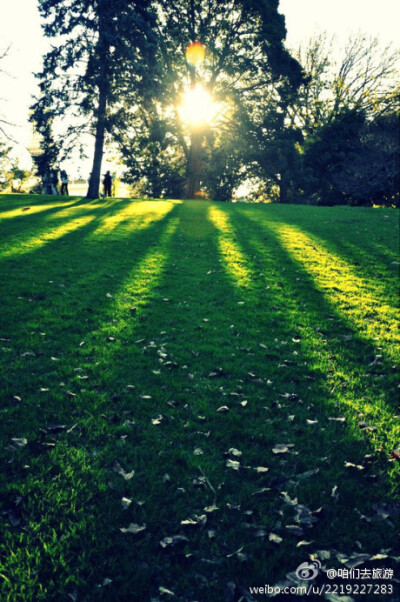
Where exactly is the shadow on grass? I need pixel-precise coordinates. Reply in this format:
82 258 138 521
0 197 150 258
0 200 398 602
238 204 399 307
226 206 398 419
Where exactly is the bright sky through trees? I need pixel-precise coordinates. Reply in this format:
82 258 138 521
0 0 399 172
178 85 222 127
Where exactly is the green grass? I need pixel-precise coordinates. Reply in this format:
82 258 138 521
0 194 398 602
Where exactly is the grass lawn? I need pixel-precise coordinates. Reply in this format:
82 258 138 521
0 194 398 601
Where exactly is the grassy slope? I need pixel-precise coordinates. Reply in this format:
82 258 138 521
0 195 398 601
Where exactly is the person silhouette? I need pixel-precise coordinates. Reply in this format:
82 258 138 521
103 171 112 197
60 170 69 195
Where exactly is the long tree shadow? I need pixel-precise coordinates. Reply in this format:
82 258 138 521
0 201 398 602
0 195 109 224
0 197 145 256
241 204 399 306
0 201 181 404
236 207 399 355
227 207 398 420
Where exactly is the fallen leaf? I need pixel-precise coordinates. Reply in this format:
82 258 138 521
47 423 66 433
269 533 283 544
10 438 28 449
252 487 271 496
281 492 298 505
226 459 240 471
252 527 267 538
344 461 364 471
164 361 179 368
285 525 304 536
336 552 370 568
226 448 242 457
204 504 219 514
254 466 269 474
293 504 318 527
119 523 146 535
181 515 207 527
272 443 294 454
158 586 175 597
113 461 135 480
217 406 230 413
159 535 189 549
226 547 248 562
121 497 132 510
298 468 320 483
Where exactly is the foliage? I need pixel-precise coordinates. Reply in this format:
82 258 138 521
290 32 400 134
31 6 399 205
115 110 187 198
286 33 400 205
114 0 303 200
32 0 158 197
301 109 399 206
0 140 11 190
0 45 15 142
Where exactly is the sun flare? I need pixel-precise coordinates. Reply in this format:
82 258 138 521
178 85 222 127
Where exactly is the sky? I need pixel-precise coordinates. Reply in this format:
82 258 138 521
0 0 399 174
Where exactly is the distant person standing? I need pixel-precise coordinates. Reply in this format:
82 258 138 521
60 170 69 195
50 170 59 195
42 172 52 194
103 171 112 197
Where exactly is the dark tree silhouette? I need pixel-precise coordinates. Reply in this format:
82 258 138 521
32 0 157 198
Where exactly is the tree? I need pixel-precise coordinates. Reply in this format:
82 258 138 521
0 45 15 142
114 0 303 200
302 109 399 206
289 32 399 136
289 33 400 205
32 0 157 198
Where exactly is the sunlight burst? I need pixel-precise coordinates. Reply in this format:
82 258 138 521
178 85 222 127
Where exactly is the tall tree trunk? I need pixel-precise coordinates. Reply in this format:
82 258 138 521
87 10 108 200
278 172 288 203
184 66 203 199
87 79 107 199
185 129 202 198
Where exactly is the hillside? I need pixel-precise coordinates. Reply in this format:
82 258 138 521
0 195 398 601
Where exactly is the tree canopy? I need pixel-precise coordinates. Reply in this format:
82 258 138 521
31 2 399 205
32 0 157 197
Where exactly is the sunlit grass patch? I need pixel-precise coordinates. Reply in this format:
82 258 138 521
91 199 179 237
208 204 252 288
274 224 399 356
99 217 180 341
234 226 398 458
0 215 95 259
0 201 74 220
